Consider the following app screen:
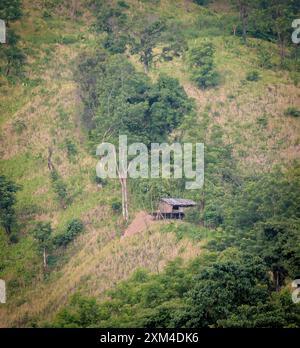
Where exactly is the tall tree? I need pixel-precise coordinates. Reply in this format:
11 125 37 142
0 0 22 25
254 0 300 63
0 176 20 235
187 41 220 89
32 222 53 270
231 0 252 43
0 1 25 77
268 0 299 64
174 258 270 328
130 17 166 73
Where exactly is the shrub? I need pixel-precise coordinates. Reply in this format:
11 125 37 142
257 47 273 69
117 1 130 9
246 70 260 82
193 0 211 5
0 0 22 22
50 171 71 208
94 176 107 187
103 34 127 54
60 36 78 45
65 139 77 159
284 107 300 118
54 219 84 247
185 207 201 225
42 10 52 19
187 42 220 89
93 1 128 34
256 115 268 127
192 68 220 89
32 222 53 259
76 53 193 146
0 175 21 235
12 119 27 134
111 201 122 213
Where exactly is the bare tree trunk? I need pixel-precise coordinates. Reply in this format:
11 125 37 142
71 0 78 19
233 25 237 36
43 247 47 270
278 37 286 65
5 65 10 76
123 178 129 223
5 225 11 235
119 177 129 223
141 49 150 73
275 271 279 292
184 0 192 12
242 15 247 43
238 1 248 44
47 147 55 172
198 186 205 227
143 61 149 74
275 6 285 65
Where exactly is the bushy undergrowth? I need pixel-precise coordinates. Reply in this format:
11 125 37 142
1 0 300 329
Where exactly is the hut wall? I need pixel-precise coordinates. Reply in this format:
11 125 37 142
159 202 173 213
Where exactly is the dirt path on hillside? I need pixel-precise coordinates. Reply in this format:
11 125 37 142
122 211 155 238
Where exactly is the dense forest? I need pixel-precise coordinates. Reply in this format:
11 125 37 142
0 0 300 328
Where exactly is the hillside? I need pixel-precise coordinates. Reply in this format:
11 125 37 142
0 0 300 328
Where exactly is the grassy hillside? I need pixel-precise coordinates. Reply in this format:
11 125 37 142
0 0 299 327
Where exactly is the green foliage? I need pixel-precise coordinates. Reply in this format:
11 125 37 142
0 0 22 22
3 0 300 330
207 167 300 290
0 1 26 78
175 257 270 328
245 70 261 82
31 222 53 268
60 36 78 45
0 232 42 293
94 175 107 187
129 17 166 72
51 253 300 328
103 33 127 54
51 294 101 328
187 41 220 89
194 11 238 38
12 118 27 134
161 222 212 241
76 53 193 146
0 176 21 235
54 219 84 247
64 139 78 159
257 219 300 283
93 0 128 34
184 207 201 225
51 259 193 328
160 34 188 61
218 290 300 328
0 30 26 78
226 169 300 229
32 222 53 250
50 170 70 208
117 1 130 10
111 201 122 213
248 1 300 62
2 45 26 77
284 107 300 117
256 115 268 127
91 3 203 78
230 0 252 42
193 0 211 6
257 46 274 69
